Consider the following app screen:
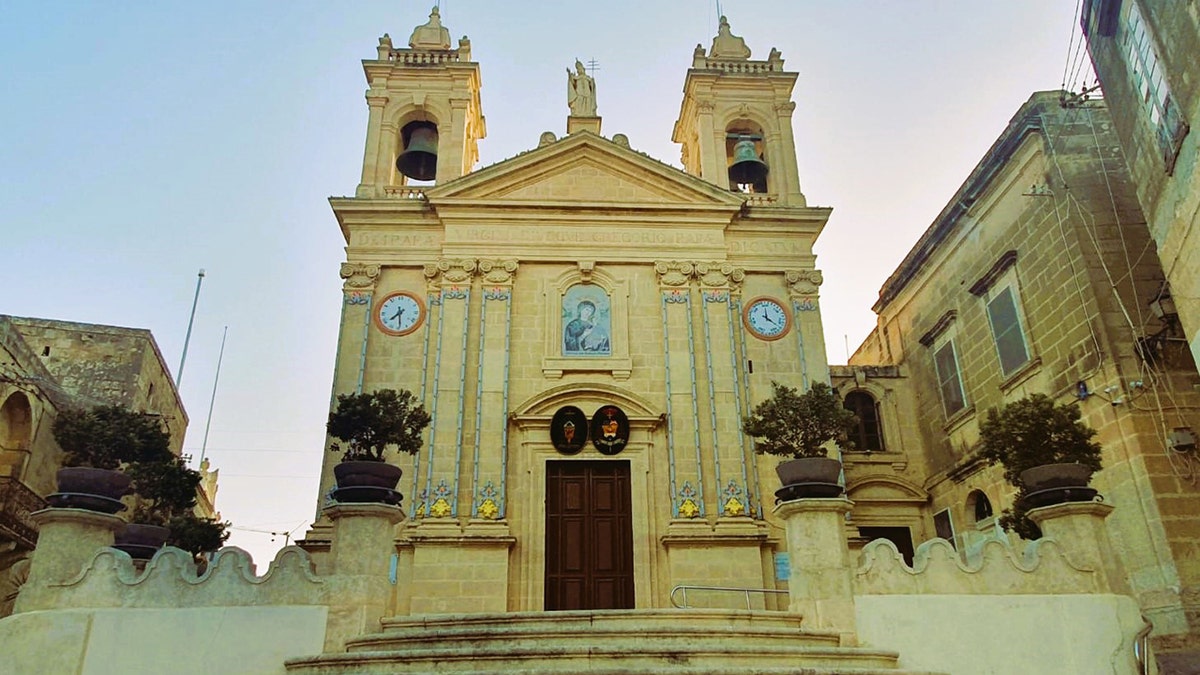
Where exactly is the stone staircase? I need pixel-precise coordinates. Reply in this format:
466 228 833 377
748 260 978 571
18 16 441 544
285 609 945 674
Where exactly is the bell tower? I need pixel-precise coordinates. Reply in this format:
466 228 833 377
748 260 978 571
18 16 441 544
672 16 806 207
355 6 486 197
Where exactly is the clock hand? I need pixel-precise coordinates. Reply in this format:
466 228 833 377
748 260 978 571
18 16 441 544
391 308 404 323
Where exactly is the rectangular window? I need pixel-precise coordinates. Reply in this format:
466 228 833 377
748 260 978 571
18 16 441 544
986 285 1031 377
1122 1 1188 168
933 509 956 550
933 338 967 418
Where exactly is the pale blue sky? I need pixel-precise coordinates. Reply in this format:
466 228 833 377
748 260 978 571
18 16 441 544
1 1 1089 562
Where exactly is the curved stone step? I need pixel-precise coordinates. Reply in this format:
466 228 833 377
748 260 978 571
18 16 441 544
355 608 841 653
285 609 948 674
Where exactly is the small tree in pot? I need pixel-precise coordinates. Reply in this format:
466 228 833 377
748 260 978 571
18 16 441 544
123 456 229 560
327 388 431 504
742 382 858 498
49 405 171 513
978 393 1103 539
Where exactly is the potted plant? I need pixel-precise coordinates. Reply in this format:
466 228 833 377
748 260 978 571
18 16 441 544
327 388 431 504
48 405 170 513
120 456 228 560
742 382 858 500
978 393 1103 539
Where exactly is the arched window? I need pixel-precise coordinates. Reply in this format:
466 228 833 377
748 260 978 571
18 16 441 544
967 490 993 523
0 392 33 478
843 390 883 452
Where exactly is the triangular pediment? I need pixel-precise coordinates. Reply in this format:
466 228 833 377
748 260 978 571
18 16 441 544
425 131 744 207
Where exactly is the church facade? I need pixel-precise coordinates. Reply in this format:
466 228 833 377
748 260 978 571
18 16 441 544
300 8 833 615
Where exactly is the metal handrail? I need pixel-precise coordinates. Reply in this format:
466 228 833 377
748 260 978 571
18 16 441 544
0 477 45 549
1133 614 1154 675
669 584 788 610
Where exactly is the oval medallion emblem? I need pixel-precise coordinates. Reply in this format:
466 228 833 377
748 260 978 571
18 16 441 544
590 405 630 455
551 406 589 455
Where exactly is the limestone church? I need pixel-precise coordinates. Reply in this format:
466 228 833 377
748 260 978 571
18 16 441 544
0 8 1157 674
299 7 832 614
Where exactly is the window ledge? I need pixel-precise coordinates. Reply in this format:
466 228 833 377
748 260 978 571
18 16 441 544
941 404 976 433
998 356 1042 393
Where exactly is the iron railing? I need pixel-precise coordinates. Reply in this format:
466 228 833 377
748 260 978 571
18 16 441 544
0 477 45 549
669 584 788 610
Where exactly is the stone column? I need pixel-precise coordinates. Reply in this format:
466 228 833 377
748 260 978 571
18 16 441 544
773 497 857 645
13 508 124 613
322 502 405 651
1028 501 1129 595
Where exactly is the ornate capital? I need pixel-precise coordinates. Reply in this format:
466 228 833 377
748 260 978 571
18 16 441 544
785 269 824 296
340 262 380 290
774 101 797 115
479 258 519 284
695 261 745 288
424 259 477 285
655 260 695 287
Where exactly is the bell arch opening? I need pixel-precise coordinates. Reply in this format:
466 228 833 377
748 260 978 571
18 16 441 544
725 119 768 194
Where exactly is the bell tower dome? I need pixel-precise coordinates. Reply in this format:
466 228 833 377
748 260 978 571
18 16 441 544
355 6 486 197
672 17 805 207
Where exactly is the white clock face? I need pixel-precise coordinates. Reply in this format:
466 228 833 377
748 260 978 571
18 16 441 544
376 292 424 336
745 298 790 340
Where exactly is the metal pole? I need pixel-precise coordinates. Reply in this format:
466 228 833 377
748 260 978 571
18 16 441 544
198 326 227 466
177 269 205 386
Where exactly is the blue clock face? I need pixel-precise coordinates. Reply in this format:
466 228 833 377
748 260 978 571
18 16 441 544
745 298 789 340
376 292 424 336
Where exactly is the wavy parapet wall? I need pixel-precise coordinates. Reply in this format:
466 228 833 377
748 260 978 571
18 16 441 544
854 536 1101 596
41 545 328 610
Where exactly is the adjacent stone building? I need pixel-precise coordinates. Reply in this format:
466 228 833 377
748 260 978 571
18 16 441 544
0 316 188 616
842 92 1200 667
1081 0 1200 369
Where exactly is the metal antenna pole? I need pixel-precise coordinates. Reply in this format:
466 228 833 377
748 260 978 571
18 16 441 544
198 326 227 466
177 269 206 386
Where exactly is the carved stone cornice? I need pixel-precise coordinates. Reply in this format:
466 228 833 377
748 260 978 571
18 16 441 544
340 262 381 290
785 269 823 296
478 259 518 284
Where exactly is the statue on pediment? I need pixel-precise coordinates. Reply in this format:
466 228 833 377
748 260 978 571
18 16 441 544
566 59 597 117
709 16 751 59
409 6 452 50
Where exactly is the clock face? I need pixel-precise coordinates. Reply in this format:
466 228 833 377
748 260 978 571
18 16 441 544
374 291 425 336
743 297 791 341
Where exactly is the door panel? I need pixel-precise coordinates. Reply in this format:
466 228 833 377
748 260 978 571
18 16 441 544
545 461 634 610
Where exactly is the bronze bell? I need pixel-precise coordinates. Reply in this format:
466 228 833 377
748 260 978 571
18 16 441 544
727 138 769 186
397 121 439 181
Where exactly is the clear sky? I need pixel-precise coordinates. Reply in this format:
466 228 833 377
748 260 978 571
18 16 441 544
1 1 1091 564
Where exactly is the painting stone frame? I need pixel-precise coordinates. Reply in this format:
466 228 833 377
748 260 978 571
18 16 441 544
542 265 631 379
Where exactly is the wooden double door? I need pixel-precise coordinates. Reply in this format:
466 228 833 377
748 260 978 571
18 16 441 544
544 460 635 610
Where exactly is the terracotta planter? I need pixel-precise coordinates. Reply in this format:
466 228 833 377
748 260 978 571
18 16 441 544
332 460 403 505
1019 462 1098 509
47 467 130 514
113 523 171 560
773 456 844 502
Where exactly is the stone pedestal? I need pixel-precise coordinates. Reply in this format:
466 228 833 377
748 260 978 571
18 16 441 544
14 508 125 613
1028 500 1128 595
567 116 601 135
773 497 857 645
407 519 515 614
323 502 405 651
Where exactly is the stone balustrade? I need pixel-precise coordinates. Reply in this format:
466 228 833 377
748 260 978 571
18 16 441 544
741 193 778 206
699 58 782 74
383 186 427 200
385 48 464 66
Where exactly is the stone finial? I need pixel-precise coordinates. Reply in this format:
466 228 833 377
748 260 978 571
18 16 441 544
567 59 598 117
377 33 394 60
709 16 751 59
409 6 452 50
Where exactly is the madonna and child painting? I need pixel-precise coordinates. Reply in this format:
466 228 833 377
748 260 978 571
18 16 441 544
562 284 611 356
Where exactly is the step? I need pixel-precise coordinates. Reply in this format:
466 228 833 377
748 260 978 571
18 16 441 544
284 609 948 674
